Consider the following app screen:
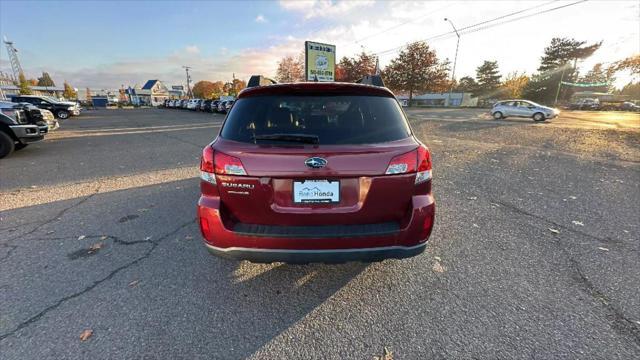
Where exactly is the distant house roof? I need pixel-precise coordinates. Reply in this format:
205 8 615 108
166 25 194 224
142 80 159 90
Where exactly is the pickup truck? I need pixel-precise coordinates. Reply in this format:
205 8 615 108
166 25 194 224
11 95 80 119
0 102 48 158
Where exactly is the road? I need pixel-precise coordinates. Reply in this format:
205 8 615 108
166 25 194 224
1 108 639 359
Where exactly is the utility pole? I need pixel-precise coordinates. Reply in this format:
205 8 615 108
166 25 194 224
444 18 460 107
183 66 192 98
555 58 580 105
554 66 566 105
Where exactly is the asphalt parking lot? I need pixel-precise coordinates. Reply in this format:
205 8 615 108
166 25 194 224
1 108 639 359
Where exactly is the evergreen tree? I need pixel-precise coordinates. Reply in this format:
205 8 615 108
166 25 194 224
455 76 478 94
619 82 640 99
475 61 502 98
37 72 56 87
580 63 615 92
524 37 601 104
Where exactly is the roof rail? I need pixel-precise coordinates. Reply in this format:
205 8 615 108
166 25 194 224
247 75 277 88
356 75 385 87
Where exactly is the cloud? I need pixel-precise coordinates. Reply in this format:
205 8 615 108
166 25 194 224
14 1 639 90
255 14 267 23
185 45 200 55
279 0 374 19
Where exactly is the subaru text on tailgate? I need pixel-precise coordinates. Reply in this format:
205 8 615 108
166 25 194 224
197 76 435 263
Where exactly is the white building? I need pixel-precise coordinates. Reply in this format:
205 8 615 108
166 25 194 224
138 80 169 106
397 92 478 107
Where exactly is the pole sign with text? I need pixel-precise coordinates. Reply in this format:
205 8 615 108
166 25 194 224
305 41 336 82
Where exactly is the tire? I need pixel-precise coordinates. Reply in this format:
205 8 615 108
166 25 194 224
533 112 546 122
14 143 28 151
0 131 15 159
493 111 503 119
56 110 70 119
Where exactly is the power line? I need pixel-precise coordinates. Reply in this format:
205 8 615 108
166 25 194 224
353 3 452 44
372 0 587 57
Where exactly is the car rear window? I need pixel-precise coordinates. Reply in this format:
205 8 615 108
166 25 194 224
220 95 411 145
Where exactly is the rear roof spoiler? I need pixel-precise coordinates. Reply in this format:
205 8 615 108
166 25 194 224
356 75 385 87
247 75 277 88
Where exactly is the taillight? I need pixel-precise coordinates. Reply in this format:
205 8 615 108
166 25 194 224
385 150 417 174
385 145 432 184
200 146 216 184
415 145 432 184
214 151 247 176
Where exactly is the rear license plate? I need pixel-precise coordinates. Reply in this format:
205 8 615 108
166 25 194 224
293 180 339 203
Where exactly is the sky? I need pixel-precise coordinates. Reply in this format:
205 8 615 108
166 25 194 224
0 0 638 90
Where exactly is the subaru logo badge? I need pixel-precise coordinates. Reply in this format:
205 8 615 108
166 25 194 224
305 157 327 169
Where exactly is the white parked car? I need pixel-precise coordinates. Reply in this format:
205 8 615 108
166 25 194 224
186 99 200 110
491 100 559 121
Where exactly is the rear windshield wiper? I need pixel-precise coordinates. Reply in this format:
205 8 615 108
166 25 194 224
252 133 320 144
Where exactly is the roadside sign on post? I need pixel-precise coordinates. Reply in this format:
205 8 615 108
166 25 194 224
305 41 336 82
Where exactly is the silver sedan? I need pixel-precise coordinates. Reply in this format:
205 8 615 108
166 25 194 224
491 100 559 121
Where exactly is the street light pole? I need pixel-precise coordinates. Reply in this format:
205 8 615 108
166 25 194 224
444 18 460 107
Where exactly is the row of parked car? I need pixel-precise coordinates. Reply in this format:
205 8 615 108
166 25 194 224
568 98 640 111
0 95 82 159
163 98 235 113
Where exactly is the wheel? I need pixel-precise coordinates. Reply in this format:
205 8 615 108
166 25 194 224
0 131 15 159
14 143 28 151
56 110 70 119
533 112 546 122
493 111 503 119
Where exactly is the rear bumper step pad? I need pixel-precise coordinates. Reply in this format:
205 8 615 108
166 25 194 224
231 222 400 238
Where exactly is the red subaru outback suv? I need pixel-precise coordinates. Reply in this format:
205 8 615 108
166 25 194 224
197 76 435 263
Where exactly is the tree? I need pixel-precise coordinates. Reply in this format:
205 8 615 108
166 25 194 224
612 54 640 75
335 52 377 82
18 72 32 95
231 79 246 95
475 61 501 98
524 37 601 103
192 80 224 99
28 78 38 86
455 76 477 94
579 63 615 92
383 41 449 104
63 82 77 99
618 82 640 99
276 54 304 82
223 79 247 96
501 72 530 99
37 72 56 87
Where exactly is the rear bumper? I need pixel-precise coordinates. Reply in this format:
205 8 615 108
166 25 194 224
205 242 426 264
197 193 435 263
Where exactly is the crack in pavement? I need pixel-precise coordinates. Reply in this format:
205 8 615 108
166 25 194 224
2 184 102 244
494 200 634 250
492 198 640 348
0 243 18 262
0 218 195 341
